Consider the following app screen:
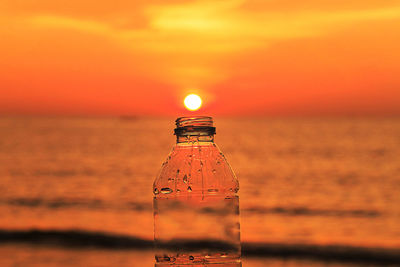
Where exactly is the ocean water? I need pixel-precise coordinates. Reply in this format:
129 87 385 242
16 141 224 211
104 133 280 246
0 116 399 266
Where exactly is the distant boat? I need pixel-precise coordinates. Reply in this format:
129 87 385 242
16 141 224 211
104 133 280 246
119 115 138 120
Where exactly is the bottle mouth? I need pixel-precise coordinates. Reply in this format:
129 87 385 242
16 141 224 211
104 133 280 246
174 116 216 136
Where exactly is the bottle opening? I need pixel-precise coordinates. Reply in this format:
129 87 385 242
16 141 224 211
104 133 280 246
174 116 216 136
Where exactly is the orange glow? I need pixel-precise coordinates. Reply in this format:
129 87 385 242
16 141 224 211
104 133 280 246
0 0 400 116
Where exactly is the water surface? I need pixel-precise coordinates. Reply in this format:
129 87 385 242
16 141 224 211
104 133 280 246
0 116 399 266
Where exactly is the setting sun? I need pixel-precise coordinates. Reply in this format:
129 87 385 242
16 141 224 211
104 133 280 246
184 94 202 111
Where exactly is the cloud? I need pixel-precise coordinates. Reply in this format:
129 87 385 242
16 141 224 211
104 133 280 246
21 0 400 88
26 1 400 52
30 15 113 35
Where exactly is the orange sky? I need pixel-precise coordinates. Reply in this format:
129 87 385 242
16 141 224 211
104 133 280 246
1 0 399 116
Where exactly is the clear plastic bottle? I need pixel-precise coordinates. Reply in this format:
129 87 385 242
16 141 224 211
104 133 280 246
153 116 241 266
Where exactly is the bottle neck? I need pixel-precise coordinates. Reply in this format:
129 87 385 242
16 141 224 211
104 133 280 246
174 116 215 144
176 134 215 144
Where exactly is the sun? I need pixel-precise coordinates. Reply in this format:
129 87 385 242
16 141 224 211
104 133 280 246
184 94 202 111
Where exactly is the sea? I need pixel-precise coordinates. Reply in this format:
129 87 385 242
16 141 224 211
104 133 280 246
0 116 399 266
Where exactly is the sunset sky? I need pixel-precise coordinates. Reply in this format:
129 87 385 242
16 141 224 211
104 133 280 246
1 0 399 116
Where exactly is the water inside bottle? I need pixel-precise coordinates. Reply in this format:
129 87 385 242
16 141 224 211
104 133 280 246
154 194 240 265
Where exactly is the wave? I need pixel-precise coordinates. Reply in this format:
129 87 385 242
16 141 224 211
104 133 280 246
242 243 400 265
0 198 380 218
0 229 152 249
0 229 399 264
244 206 381 217
0 198 152 211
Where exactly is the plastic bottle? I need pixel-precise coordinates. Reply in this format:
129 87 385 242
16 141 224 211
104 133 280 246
153 116 241 266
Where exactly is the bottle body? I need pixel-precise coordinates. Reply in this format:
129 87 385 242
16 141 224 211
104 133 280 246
153 117 241 266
